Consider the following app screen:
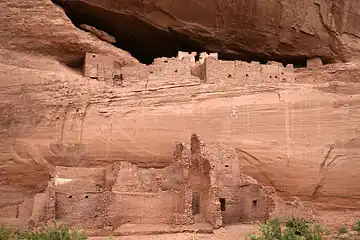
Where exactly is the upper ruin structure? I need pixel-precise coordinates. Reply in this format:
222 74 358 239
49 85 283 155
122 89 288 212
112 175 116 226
83 51 301 89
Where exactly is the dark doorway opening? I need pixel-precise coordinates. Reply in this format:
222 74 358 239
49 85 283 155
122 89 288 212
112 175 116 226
192 192 200 215
252 200 258 210
220 198 226 211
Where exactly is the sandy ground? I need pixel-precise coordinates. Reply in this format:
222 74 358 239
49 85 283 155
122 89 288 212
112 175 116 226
89 224 258 240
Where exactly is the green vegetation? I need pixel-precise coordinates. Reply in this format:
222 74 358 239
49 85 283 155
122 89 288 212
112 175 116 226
0 225 87 240
338 226 349 235
249 217 328 240
352 221 360 233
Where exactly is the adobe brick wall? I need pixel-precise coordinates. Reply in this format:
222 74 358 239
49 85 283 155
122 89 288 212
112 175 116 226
83 53 114 81
54 166 105 193
122 57 201 90
192 138 276 227
55 192 102 225
204 57 295 85
219 184 274 223
107 191 185 225
23 134 279 230
83 51 297 90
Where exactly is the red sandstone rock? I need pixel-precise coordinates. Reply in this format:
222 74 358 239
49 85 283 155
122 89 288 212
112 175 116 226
0 0 137 68
60 0 360 63
2 0 360 233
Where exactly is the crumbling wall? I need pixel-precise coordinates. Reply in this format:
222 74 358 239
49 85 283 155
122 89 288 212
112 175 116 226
307 57 323 69
188 138 276 227
220 184 275 223
111 161 185 193
55 193 102 224
108 160 187 226
84 52 201 90
24 133 280 230
121 65 148 88
207 144 275 224
189 134 222 228
204 57 295 85
53 167 105 227
83 53 115 82
108 191 185 225
149 57 197 87
122 56 201 90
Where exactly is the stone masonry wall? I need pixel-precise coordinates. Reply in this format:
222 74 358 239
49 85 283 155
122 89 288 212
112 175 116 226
107 191 185 225
107 160 187 226
220 184 274 224
122 57 201 90
53 167 105 227
195 139 276 227
204 57 295 85
83 52 297 89
24 134 279 230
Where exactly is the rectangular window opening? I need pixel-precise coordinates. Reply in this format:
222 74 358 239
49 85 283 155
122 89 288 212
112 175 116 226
220 198 226 211
192 192 200 215
252 200 258 209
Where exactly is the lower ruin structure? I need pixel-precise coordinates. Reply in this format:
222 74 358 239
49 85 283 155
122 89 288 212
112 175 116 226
0 134 281 233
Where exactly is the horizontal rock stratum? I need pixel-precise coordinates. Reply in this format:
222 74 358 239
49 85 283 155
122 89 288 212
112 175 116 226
1 0 360 230
59 0 360 63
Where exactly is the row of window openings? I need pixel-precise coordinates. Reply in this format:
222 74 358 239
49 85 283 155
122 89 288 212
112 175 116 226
227 72 285 79
219 198 258 212
68 195 89 199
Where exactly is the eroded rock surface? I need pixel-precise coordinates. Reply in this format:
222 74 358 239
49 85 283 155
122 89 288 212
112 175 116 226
1 49 360 221
59 0 360 63
1 0 360 232
0 0 137 68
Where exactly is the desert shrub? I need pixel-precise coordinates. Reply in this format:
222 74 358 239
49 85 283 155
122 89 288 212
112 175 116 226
0 225 87 240
352 221 360 233
338 226 349 234
285 217 310 236
249 217 327 240
249 218 282 240
0 226 12 240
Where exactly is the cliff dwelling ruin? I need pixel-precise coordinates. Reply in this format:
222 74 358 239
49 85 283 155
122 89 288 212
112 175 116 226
3 0 360 237
82 50 324 89
0 134 283 234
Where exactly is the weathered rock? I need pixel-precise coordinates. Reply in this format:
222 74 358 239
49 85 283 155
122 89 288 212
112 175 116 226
59 0 360 63
2 0 360 231
1 49 360 216
0 0 138 68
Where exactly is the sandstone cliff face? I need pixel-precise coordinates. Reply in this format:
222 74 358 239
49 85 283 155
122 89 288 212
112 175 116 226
1 0 360 229
1 52 360 215
60 0 360 63
0 0 137 68
0 0 138 227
